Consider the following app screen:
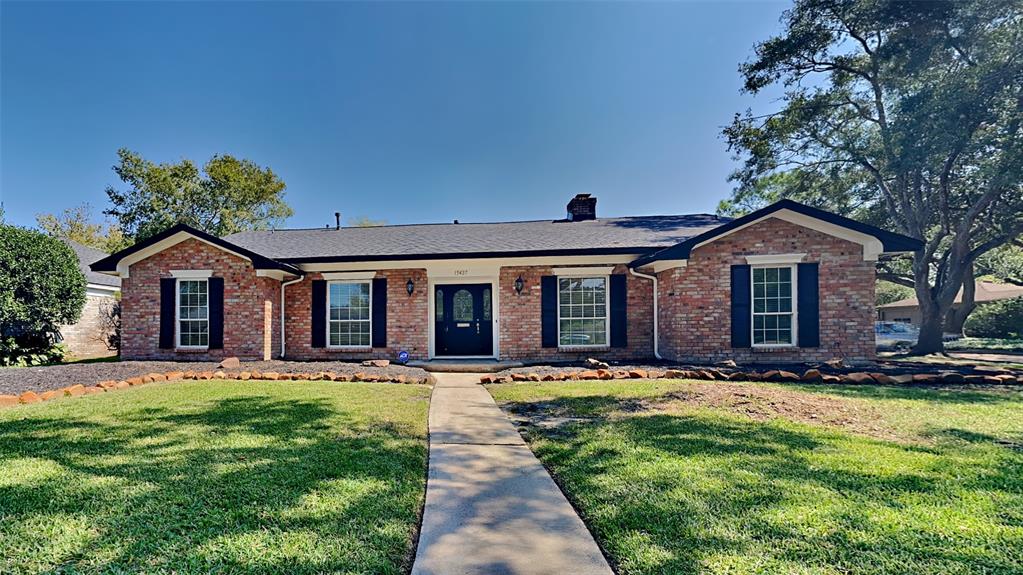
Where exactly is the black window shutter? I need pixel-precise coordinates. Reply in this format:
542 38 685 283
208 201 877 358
311 280 326 348
541 275 558 348
208 277 224 349
609 274 627 348
372 278 387 348
730 265 752 348
797 262 820 348
159 277 176 349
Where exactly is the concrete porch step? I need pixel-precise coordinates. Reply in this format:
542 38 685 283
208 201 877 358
409 359 524 373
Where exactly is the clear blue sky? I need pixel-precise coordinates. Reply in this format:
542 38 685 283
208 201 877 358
1 0 788 230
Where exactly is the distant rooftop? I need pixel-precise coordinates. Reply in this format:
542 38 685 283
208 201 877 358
65 239 121 287
879 281 1023 308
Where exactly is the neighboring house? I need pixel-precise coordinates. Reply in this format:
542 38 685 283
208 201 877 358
877 281 1023 326
60 240 121 358
92 196 921 365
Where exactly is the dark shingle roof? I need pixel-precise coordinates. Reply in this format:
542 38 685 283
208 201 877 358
223 214 732 262
66 240 121 287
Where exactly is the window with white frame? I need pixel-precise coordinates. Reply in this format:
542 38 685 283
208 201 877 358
752 266 795 346
177 279 209 348
558 277 608 347
328 281 371 347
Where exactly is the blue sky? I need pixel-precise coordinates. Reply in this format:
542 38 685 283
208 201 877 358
1 1 788 230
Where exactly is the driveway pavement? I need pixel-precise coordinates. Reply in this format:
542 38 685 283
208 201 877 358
411 372 614 575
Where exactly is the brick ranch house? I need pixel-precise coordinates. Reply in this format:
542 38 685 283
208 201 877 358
91 196 922 365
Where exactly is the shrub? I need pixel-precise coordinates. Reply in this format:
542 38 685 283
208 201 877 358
964 296 1023 339
0 224 86 365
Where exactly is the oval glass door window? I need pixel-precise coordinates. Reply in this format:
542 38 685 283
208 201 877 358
453 289 473 322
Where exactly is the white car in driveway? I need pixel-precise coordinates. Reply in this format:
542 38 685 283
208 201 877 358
875 321 920 349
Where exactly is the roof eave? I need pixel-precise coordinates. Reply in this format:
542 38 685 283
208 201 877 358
276 246 660 265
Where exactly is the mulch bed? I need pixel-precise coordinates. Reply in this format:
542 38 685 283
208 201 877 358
487 359 1023 387
0 360 431 396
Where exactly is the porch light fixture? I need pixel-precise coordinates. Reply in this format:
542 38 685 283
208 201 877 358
514 275 525 295
406 278 415 296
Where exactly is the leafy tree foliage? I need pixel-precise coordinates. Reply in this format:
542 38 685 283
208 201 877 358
964 297 1023 339
976 243 1023 285
0 224 86 365
105 148 293 241
36 203 130 253
876 279 913 306
348 216 387 228
722 0 1023 353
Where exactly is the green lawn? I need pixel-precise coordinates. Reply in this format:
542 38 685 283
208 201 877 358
489 380 1023 575
0 380 431 575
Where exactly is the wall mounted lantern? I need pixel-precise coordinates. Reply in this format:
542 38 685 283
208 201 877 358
514 275 525 295
406 278 415 296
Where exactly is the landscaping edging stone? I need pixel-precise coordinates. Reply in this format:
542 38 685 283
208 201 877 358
0 361 435 408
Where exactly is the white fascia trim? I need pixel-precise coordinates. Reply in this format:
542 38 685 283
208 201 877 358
746 253 806 265
321 271 378 281
170 269 213 278
690 210 884 261
647 260 687 274
552 266 616 276
256 269 298 280
299 254 641 274
86 283 120 293
116 232 253 278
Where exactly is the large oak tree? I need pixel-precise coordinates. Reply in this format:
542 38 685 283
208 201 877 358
721 0 1022 353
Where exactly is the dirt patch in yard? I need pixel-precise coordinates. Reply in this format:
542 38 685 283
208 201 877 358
504 382 910 443
638 383 900 441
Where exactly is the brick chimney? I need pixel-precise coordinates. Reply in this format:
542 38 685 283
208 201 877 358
567 194 596 221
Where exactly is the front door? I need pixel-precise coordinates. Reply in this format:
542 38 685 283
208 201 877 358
435 284 493 356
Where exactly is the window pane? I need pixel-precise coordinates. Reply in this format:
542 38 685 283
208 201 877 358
178 280 209 347
436 289 444 320
751 266 794 346
328 281 372 346
557 276 608 346
483 289 491 320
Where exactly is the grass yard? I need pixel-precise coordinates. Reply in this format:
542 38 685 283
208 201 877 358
489 380 1023 575
0 379 431 575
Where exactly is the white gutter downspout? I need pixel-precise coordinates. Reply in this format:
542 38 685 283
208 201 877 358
280 275 305 358
629 267 661 360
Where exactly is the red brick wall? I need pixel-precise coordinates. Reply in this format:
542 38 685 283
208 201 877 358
498 264 654 361
283 269 430 361
121 238 280 361
655 217 876 364
59 293 118 359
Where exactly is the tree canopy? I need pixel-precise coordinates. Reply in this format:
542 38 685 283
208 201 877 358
104 148 293 242
36 203 129 254
722 0 1023 353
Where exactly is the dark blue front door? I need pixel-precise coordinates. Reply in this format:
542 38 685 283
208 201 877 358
435 284 493 356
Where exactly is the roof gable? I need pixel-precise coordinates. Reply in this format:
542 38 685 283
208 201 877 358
90 224 301 278
630 200 924 268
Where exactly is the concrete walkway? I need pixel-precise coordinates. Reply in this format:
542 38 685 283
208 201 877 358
411 373 614 575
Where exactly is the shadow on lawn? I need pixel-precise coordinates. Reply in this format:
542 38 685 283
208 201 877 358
0 394 426 574
782 381 1023 405
505 395 1023 575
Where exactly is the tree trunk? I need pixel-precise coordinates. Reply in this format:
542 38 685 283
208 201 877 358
944 265 976 335
914 303 947 354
